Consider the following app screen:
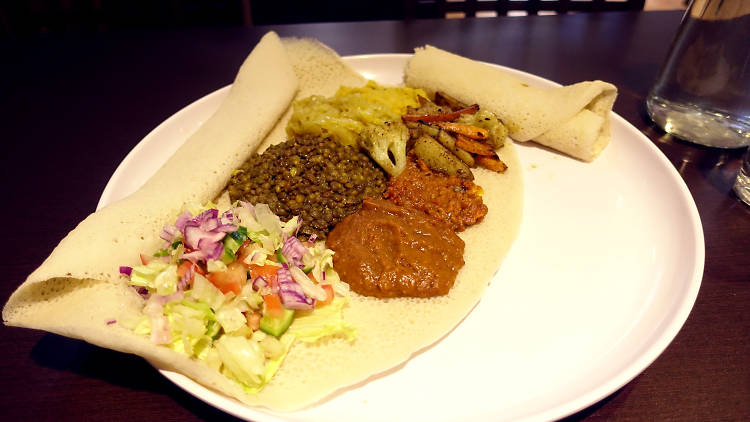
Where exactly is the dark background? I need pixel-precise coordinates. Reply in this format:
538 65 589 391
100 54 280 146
1 0 649 37
0 5 748 422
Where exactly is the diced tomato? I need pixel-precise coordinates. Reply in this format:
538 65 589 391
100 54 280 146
139 253 152 265
176 261 196 285
207 262 246 295
315 284 334 307
249 264 279 289
262 294 285 319
193 264 206 276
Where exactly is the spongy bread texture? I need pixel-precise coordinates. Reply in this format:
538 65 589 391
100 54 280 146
258 37 368 152
404 45 617 162
2 31 297 400
254 154 522 410
2 32 297 297
2 35 523 412
214 38 522 410
244 39 522 408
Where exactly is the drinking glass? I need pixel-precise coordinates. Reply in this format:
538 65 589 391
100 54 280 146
646 0 750 148
733 147 750 205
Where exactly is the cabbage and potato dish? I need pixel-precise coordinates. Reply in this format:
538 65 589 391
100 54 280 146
287 80 509 179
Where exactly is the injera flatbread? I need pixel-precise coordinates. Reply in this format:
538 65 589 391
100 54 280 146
404 45 618 162
3 34 523 411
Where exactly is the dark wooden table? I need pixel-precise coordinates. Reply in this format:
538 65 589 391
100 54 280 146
1 10 748 422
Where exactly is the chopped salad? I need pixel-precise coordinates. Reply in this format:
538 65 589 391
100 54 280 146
119 201 355 392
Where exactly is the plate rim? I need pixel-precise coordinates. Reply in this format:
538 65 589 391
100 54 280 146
98 53 705 422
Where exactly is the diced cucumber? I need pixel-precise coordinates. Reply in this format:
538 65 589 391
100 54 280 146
275 249 287 264
153 249 170 257
230 226 249 243
224 235 243 253
220 245 236 264
221 228 249 264
259 308 295 338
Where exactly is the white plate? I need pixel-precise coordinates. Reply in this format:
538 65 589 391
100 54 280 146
98 54 704 422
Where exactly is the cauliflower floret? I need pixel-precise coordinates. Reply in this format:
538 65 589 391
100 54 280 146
358 122 408 177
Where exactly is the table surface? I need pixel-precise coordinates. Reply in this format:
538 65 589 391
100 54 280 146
1 10 748 422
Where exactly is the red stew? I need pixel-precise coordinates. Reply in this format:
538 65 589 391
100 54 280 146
326 198 465 298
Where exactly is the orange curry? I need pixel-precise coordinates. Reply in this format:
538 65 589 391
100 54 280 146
384 157 488 232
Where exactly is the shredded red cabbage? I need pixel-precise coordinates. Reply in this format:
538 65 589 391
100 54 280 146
281 235 308 266
184 225 224 250
220 210 234 226
196 208 218 224
177 209 237 263
177 264 194 291
159 224 177 243
276 267 313 310
130 286 149 297
119 266 133 277
174 211 193 231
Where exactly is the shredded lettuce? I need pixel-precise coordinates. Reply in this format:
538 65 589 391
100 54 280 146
303 242 347 295
164 300 219 357
207 259 228 273
288 298 356 343
124 201 358 393
241 334 295 394
280 215 300 238
215 334 266 387
131 316 151 336
253 204 284 247
233 281 264 311
215 305 247 334
204 347 222 371
130 262 179 296
188 273 225 310
239 242 273 267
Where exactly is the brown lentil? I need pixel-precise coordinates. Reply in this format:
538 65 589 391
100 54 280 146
227 136 387 240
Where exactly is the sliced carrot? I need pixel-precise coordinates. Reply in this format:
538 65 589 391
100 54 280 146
475 155 508 173
433 121 489 139
401 104 479 122
455 134 496 156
